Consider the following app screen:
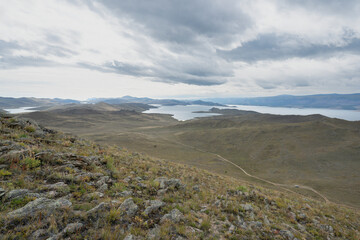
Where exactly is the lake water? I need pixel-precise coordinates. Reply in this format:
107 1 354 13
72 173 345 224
143 105 221 121
144 104 360 121
225 105 360 121
4 107 39 114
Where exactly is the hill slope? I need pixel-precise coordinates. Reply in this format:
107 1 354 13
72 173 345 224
1 115 359 239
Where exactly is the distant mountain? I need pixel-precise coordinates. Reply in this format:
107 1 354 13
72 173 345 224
206 93 360 110
88 96 224 106
0 97 80 109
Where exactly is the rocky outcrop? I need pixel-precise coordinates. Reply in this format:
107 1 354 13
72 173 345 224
8 198 72 218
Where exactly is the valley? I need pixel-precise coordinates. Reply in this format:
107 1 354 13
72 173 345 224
20 103 360 209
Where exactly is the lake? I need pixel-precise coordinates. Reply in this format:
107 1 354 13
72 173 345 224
4 107 39 114
143 105 221 121
144 104 360 121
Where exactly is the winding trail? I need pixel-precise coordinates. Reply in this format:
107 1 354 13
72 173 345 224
124 130 331 203
172 139 330 203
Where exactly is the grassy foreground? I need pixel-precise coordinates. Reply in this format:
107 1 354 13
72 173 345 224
1 115 359 239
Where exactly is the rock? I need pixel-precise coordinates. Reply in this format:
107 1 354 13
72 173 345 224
0 187 5 198
241 204 253 212
0 164 9 169
86 192 104 199
87 202 110 219
297 223 306 232
98 183 108 193
30 229 49 240
279 230 295 240
160 209 184 223
192 185 200 192
8 198 72 218
44 182 68 190
147 226 160 239
5 189 30 201
288 212 297 221
263 215 270 225
144 200 165 215
1 149 30 161
320 225 334 235
116 190 132 197
228 224 236 233
154 177 183 189
124 176 131 183
157 188 167 195
297 213 307 221
124 234 135 240
248 221 262 229
138 183 147 189
119 198 139 217
96 176 110 187
62 222 84 235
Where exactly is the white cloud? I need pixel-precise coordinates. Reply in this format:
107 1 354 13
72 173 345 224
0 0 359 98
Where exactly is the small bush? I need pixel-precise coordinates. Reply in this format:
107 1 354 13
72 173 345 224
21 157 40 169
200 217 211 232
0 169 12 177
236 185 248 192
24 126 36 133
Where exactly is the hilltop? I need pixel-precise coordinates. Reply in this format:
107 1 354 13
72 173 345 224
1 114 359 239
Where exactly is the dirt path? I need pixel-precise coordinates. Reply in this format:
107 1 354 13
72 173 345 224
173 140 330 203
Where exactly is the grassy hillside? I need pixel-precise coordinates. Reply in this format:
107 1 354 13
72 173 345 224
20 106 360 209
1 114 359 239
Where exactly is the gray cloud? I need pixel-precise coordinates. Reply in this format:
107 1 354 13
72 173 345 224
217 34 360 62
95 0 252 46
1 0 360 93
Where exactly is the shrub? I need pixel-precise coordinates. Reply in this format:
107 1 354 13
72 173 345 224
0 169 12 177
21 157 41 169
24 126 36 133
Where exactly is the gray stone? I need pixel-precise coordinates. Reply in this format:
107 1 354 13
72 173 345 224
44 182 68 190
62 222 84 235
241 204 253 212
279 230 295 240
157 188 167 195
160 209 184 223
263 215 270 225
0 187 5 198
192 185 200 192
30 229 49 240
119 198 139 217
5 189 29 201
144 200 165 215
154 177 183 189
124 234 135 240
147 226 160 239
116 190 132 197
87 202 110 218
8 198 72 218
248 221 262 228
98 183 108 192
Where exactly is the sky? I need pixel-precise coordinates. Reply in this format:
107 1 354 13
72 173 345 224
0 0 360 100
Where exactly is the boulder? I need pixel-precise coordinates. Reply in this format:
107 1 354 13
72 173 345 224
241 204 253 212
160 209 184 223
62 222 84 235
144 200 165 215
0 187 6 198
87 202 110 219
154 177 183 189
119 198 139 217
8 198 72 218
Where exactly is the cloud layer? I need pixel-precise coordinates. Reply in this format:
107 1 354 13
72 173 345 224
0 0 359 98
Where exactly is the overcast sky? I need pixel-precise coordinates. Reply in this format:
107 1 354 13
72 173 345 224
0 0 360 100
